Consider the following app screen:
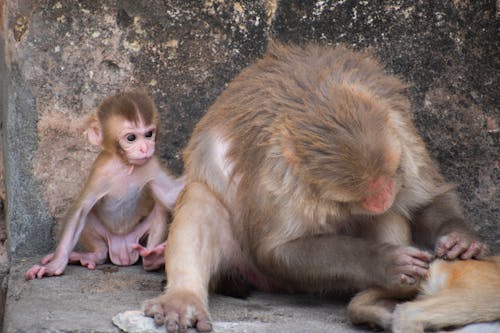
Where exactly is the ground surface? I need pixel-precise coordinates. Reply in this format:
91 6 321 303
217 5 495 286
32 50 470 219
4 261 370 333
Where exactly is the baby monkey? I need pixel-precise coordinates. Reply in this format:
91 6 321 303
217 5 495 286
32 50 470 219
25 90 184 280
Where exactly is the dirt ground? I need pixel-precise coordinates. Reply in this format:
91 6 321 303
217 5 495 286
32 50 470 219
4 261 369 333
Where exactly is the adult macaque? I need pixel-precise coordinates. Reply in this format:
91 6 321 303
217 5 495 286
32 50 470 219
348 256 500 332
143 43 487 332
25 90 184 280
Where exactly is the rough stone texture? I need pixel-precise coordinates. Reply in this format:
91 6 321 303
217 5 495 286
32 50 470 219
5 262 368 333
0 6 9 328
2 0 271 258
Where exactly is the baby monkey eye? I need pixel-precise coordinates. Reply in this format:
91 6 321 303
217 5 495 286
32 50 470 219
145 130 154 138
126 134 137 142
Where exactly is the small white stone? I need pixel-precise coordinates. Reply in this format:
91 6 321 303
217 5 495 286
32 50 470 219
112 310 163 333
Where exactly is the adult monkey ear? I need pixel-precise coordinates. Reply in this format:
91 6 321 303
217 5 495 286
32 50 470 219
86 115 103 146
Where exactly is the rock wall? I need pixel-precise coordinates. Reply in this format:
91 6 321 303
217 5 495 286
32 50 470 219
0 0 497 259
1 0 271 258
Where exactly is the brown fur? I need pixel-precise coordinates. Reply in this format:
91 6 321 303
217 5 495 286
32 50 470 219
144 43 487 332
349 257 500 332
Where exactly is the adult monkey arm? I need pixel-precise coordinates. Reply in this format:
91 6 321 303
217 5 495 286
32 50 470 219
413 191 487 260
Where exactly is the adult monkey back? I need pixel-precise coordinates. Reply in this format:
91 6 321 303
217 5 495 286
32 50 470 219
144 43 487 332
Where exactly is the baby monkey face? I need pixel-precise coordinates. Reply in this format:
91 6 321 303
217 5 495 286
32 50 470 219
117 119 156 165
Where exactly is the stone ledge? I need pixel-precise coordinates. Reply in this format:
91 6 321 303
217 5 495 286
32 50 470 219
5 260 368 333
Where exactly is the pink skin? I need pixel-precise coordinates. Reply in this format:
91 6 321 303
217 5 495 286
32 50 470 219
361 177 395 214
435 231 488 260
132 243 167 271
385 246 433 286
25 116 184 280
118 120 156 165
29 250 105 276
26 243 166 279
25 207 169 279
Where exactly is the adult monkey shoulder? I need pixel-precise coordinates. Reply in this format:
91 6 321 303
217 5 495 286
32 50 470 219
25 90 184 280
144 43 487 333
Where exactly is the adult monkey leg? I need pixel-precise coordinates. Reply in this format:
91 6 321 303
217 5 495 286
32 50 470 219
143 182 233 333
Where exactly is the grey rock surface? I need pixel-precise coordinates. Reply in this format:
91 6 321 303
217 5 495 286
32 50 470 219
5 261 368 333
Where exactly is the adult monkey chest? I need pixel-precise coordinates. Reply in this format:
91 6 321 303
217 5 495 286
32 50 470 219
94 184 155 234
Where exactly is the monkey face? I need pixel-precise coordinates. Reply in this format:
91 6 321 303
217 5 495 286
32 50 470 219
315 175 399 216
117 119 156 165
358 176 396 214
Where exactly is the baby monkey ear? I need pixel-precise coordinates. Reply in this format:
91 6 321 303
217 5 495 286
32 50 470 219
86 115 103 146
